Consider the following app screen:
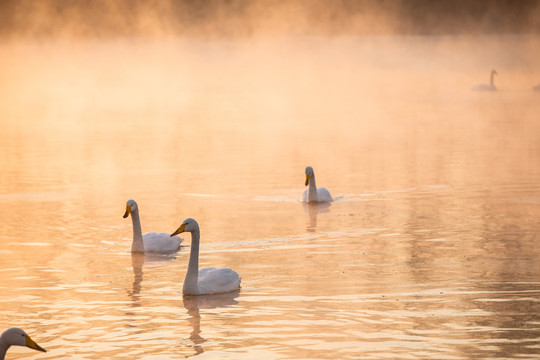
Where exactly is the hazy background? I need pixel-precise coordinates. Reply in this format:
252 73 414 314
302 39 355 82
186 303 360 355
1 1 540 359
1 0 540 39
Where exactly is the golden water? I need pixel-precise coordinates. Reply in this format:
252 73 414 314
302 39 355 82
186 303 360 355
1 35 540 359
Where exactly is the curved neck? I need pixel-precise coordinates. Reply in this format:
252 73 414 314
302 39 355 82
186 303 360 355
308 174 318 202
184 229 200 294
130 209 145 252
0 337 9 360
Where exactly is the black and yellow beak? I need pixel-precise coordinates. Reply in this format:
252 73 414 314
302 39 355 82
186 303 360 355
305 174 310 186
123 205 131 218
170 223 186 237
25 334 46 353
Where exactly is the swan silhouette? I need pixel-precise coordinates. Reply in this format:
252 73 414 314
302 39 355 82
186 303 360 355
473 70 497 91
123 199 183 253
171 218 241 295
302 166 333 203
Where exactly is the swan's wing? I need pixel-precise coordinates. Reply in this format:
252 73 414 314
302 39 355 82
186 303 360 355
198 267 241 295
143 232 183 253
472 84 486 90
302 189 308 202
317 187 333 202
472 84 495 91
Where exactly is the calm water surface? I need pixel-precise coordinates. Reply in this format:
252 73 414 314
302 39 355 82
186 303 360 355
1 35 540 359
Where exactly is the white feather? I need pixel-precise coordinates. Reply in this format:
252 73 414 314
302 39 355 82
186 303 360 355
124 199 183 253
172 218 241 295
303 166 333 203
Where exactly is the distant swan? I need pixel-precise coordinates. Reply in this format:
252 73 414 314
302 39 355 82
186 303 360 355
534 84 540 91
0 328 46 359
123 199 183 253
170 218 241 295
473 70 497 91
303 166 333 203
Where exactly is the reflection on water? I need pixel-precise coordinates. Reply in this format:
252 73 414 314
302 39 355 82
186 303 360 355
0 35 540 359
303 202 331 232
182 292 240 357
129 252 179 307
184 298 205 357
129 253 145 306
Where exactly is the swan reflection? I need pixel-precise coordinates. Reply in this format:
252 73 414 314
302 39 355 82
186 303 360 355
182 291 240 357
129 252 145 306
303 202 331 232
129 252 178 306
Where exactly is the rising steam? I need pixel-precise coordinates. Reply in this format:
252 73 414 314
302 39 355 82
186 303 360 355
1 0 539 40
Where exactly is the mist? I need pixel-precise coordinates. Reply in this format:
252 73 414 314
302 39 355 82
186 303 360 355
2 2 540 359
2 0 540 152
1 0 539 130
1 0 540 39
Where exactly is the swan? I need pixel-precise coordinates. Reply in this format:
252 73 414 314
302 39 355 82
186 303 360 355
170 218 241 295
473 69 497 91
302 166 333 203
0 328 46 359
123 199 183 253
533 84 540 91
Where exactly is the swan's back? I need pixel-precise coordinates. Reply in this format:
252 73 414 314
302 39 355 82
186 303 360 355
317 187 333 202
143 232 182 252
472 83 496 91
302 188 333 203
198 267 241 295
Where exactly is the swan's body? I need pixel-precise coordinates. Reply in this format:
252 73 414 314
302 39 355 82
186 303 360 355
473 70 497 91
171 218 241 295
302 166 333 203
0 328 46 359
123 199 182 253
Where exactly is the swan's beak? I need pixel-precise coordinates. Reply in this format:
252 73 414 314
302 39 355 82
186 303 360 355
25 334 46 353
170 223 186 237
123 205 131 218
305 174 309 186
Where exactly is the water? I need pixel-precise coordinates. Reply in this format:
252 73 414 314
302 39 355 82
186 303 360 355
1 35 540 359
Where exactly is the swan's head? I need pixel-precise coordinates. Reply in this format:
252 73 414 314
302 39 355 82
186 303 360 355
123 199 138 218
305 166 314 186
1 328 46 353
491 69 498 76
170 218 199 237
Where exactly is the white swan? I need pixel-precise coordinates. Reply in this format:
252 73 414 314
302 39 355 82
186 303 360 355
170 218 241 295
1 328 46 359
302 166 333 203
123 199 183 253
473 70 497 91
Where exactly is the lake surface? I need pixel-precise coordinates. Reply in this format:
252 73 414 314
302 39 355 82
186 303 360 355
1 35 540 359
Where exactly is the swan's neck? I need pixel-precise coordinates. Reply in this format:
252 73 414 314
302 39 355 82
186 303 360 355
184 230 200 294
130 209 145 252
0 336 9 360
307 174 318 202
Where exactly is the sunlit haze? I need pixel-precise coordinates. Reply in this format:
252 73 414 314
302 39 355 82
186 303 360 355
1 1 540 359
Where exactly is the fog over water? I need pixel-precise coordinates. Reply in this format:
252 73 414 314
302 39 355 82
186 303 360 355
1 0 540 38
1 1 540 359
